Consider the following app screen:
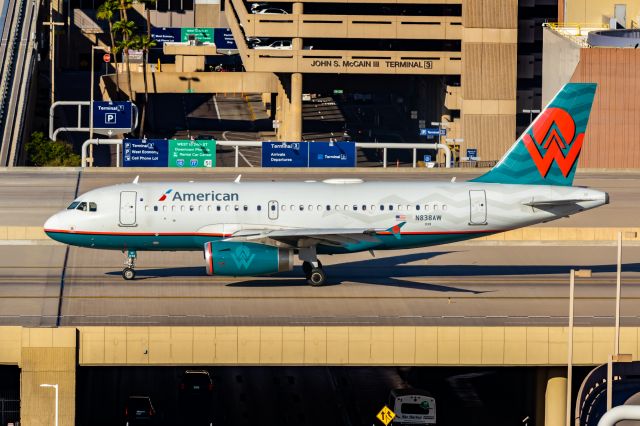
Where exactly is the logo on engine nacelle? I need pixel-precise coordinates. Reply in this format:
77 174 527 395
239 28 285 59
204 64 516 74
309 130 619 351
231 245 255 270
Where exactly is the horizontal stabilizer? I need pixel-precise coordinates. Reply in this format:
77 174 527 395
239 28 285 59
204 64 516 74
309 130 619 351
523 198 600 207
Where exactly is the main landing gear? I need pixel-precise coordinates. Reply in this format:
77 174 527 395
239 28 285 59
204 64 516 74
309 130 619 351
122 250 137 280
299 247 326 286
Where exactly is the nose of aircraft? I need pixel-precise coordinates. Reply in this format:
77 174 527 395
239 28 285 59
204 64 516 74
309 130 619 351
44 212 66 240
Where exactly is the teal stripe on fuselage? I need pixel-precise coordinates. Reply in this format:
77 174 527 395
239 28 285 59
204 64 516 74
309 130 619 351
45 231 497 253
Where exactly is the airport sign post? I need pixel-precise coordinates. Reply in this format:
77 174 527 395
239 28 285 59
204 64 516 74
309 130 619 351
168 139 216 168
308 141 356 167
91 101 134 135
122 139 169 167
466 148 479 161
261 142 309 167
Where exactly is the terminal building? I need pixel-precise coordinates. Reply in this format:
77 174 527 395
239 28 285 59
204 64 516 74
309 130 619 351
64 0 640 166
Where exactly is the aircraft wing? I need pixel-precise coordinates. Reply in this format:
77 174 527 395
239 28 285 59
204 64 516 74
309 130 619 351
523 198 600 207
223 223 405 247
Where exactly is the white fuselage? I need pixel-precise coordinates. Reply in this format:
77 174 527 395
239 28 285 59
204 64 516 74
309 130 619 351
44 179 608 253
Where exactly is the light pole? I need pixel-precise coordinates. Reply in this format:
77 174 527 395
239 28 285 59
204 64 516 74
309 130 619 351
522 109 541 124
89 45 110 167
43 1 64 106
606 231 638 410
567 269 592 426
40 383 59 426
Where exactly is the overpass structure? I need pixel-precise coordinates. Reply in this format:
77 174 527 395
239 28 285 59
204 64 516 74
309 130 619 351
0 168 639 425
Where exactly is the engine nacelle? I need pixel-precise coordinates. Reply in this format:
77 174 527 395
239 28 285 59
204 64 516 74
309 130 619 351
204 241 294 276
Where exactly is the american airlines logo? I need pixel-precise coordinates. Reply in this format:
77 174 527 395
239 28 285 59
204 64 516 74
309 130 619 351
231 245 255 269
158 189 239 202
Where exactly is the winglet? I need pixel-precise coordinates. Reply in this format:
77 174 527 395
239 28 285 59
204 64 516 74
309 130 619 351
386 222 406 239
234 174 242 184
132 175 139 184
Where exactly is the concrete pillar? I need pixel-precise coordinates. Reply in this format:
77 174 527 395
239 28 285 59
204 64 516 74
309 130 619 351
545 368 567 426
292 2 304 50
21 328 77 426
289 72 303 141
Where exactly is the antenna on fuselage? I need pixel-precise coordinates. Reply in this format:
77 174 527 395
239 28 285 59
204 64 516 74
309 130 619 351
234 174 242 184
132 175 140 184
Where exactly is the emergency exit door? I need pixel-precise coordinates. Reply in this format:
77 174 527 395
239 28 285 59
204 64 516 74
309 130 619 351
268 200 279 220
469 190 487 225
119 191 137 226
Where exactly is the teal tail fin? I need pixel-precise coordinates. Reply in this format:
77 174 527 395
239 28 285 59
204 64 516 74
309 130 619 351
472 83 596 186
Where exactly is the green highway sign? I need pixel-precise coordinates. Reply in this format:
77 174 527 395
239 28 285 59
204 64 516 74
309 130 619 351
181 28 214 43
168 139 216 168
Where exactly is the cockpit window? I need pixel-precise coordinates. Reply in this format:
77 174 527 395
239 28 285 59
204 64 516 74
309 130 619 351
77 202 88 211
89 202 97 212
67 202 80 210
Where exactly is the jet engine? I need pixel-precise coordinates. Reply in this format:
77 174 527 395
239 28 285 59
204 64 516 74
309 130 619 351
204 241 294 276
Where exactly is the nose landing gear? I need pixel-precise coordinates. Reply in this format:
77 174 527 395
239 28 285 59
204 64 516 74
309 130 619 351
122 250 137 280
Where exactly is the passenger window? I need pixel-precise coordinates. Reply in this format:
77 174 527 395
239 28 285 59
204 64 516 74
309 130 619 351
180 205 185 212
343 205 348 211
309 205 314 211
243 205 248 211
434 205 439 211
281 205 286 211
424 205 430 211
370 205 375 211
189 206 194 211
299 205 304 211
398 205 404 211
225 205 230 212
271 205 276 211
335 205 340 211
290 205 295 211
216 205 221 211
258 205 262 211
317 205 322 211
416 205 421 211
89 202 97 212
443 205 447 211
406 205 412 211
388 205 394 211
352 205 357 211
380 205 385 211
163 206 167 212
326 205 331 211
153 206 158 212
362 205 367 211
234 205 239 211
172 206 176 212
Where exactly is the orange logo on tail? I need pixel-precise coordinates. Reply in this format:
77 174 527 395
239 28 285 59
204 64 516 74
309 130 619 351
523 107 584 177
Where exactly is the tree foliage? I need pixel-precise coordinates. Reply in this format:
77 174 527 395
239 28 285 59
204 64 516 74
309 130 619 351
25 132 80 166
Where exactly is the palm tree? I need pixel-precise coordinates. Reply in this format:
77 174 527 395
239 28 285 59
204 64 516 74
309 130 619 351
135 0 157 136
113 19 137 99
96 0 121 99
132 34 156 136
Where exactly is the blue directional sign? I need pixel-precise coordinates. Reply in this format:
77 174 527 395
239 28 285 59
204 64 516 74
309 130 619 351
261 142 309 167
214 28 238 53
422 127 447 136
150 27 181 45
308 141 356 167
466 148 479 160
92 101 133 131
423 154 432 162
122 139 168 167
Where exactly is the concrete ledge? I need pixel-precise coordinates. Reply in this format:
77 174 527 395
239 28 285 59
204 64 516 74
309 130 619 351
1 326 636 367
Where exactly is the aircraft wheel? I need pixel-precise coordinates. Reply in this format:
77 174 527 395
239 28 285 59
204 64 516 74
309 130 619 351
307 268 326 287
122 267 136 280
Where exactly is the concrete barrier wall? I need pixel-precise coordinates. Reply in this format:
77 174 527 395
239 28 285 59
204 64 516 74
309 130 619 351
9 226 640 242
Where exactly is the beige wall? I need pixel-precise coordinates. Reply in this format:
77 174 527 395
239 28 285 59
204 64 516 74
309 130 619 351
571 48 640 168
460 0 518 162
563 0 640 26
541 27 581 106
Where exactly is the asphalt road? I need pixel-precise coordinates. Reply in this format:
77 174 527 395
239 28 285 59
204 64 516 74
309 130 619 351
0 168 638 327
2 245 639 327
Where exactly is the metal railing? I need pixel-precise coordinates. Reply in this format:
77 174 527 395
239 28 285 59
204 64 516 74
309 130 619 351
544 22 608 47
81 139 452 168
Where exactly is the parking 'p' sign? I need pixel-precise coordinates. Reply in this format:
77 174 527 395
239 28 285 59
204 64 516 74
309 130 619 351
91 101 134 134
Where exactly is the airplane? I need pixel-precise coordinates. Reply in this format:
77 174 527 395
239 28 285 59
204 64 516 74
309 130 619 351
44 83 607 285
